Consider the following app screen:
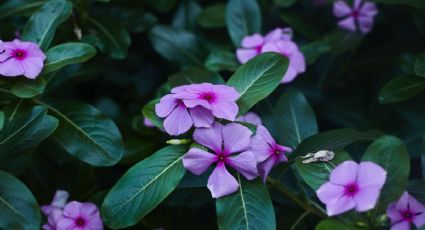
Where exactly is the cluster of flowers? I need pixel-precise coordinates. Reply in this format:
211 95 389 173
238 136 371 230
155 83 292 198
41 190 103 230
0 39 45 79
317 161 425 230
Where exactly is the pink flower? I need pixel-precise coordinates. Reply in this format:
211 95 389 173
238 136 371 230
316 161 387 216
143 117 155 128
56 201 103 230
182 122 258 198
333 0 378 34
236 112 263 126
387 192 425 230
42 209 63 230
250 125 291 181
41 190 69 216
0 39 46 79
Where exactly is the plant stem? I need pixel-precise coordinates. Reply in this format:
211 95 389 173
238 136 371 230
290 211 310 230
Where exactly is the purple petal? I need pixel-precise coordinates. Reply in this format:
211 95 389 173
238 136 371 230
183 148 217 175
387 203 403 224
21 57 44 79
80 203 103 230
241 34 264 48
357 15 374 34
189 106 214 128
413 212 425 229
333 1 352 17
212 85 240 101
250 125 275 162
326 195 356 216
226 151 258 180
210 101 239 121
56 216 75 229
193 122 223 153
236 48 258 64
62 201 82 219
236 112 262 126
281 66 298 83
207 163 239 198
80 202 99 217
354 185 381 212
261 42 281 53
41 190 69 215
360 2 378 17
155 94 178 118
86 216 104 230
354 0 362 9
0 58 25 77
47 209 63 228
330 161 358 186
222 123 252 154
275 146 290 163
338 17 357 32
316 182 345 205
408 193 425 213
257 157 276 182
42 224 54 230
163 104 193 136
264 28 284 43
395 192 409 211
390 221 410 230
356 161 386 188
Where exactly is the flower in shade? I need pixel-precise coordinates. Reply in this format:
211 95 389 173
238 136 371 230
387 192 425 230
250 125 291 181
182 122 258 198
42 209 63 230
0 39 46 79
56 201 103 230
316 161 387 216
333 0 378 34
143 117 155 128
41 190 69 216
236 112 263 126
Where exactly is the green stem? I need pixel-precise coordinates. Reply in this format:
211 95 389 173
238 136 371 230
290 211 310 230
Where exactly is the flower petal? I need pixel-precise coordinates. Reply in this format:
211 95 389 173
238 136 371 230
360 2 378 17
80 202 99 217
395 191 409 211
281 66 298 83
21 57 44 79
62 201 82 219
212 85 240 101
236 48 258 64
408 193 425 213
250 125 275 162
56 217 75 230
357 15 374 34
257 157 276 182
387 202 403 224
330 161 358 185
333 1 352 18
193 122 223 153
163 105 193 136
0 58 25 77
183 148 217 175
222 123 252 154
41 190 69 215
316 182 345 205
155 94 178 118
189 106 214 128
236 112 262 126
264 28 284 43
413 212 425 229
241 34 264 48
354 185 381 212
210 101 239 121
390 221 410 230
227 151 258 180
338 17 357 32
207 163 239 198
326 195 356 216
357 161 386 188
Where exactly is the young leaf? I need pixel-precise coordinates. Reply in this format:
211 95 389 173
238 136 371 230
0 171 41 230
226 0 261 47
101 145 188 229
22 0 72 50
227 52 289 114
362 135 410 213
168 67 225 87
44 42 97 73
10 77 46 98
216 177 276 230
379 76 425 104
142 99 163 129
42 101 124 166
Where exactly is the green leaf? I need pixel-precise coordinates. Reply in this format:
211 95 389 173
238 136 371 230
296 151 352 190
280 12 320 41
226 0 261 47
120 138 157 165
87 17 131 59
197 4 226 28
275 89 318 149
227 52 289 114
149 25 204 67
0 105 58 158
324 31 363 55
44 42 97 73
204 51 239 72
142 99 163 129
274 0 297 7
291 129 384 159
147 0 177 12
316 219 358 230
0 0 46 21
10 77 46 98
300 41 331 65
371 0 425 8
415 52 425 77
0 171 41 230
407 180 425 204
378 75 425 104
362 135 410 213
43 100 124 166
172 0 201 30
0 111 4 130
101 145 188 229
22 0 72 50
216 177 276 230
168 67 225 88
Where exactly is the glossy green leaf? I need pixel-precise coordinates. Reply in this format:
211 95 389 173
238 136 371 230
87 17 131 59
197 4 226 28
0 171 41 230
149 25 204 67
0 0 47 21
10 77 46 98
22 0 72 50
407 180 425 204
275 89 318 149
362 135 410 213
216 177 276 230
291 129 384 159
142 99 163 129
316 219 358 230
415 52 425 77
168 67 225 87
172 0 201 30
226 0 261 47
44 42 97 73
101 145 188 229
296 151 352 190
300 41 331 65
379 75 425 104
204 51 239 72
120 138 157 165
227 52 289 114
44 101 124 166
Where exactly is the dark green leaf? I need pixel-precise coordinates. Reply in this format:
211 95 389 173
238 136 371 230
274 0 297 7
216 177 276 230
227 52 289 114
316 219 358 230
280 13 320 41
22 0 72 50
300 41 331 65
120 138 157 165
204 51 239 72
226 0 261 47
142 99 163 129
371 0 425 8
197 4 226 28
168 67 225 87
0 111 4 130
324 31 363 55
147 0 177 12
10 77 46 98
407 180 425 204
44 42 97 73
0 0 47 21
379 76 425 104
0 171 41 230
414 52 425 77
172 0 201 30
101 145 188 229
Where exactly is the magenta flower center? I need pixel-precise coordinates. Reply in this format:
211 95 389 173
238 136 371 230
255 45 263 54
75 217 86 227
344 183 359 196
401 210 413 221
200 92 216 103
13 49 27 60
351 10 359 18
217 153 228 163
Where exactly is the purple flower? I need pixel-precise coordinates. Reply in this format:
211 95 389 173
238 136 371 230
316 161 387 216
0 39 46 79
41 190 69 216
236 112 263 126
387 192 425 230
56 201 103 230
42 209 63 230
143 117 156 128
333 0 378 34
250 125 291 181
182 122 258 198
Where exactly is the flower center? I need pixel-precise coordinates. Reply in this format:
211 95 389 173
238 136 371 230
217 153 227 163
75 217 85 227
13 49 27 60
200 92 216 103
402 210 413 221
351 10 359 18
255 45 263 54
274 149 281 155
344 183 359 196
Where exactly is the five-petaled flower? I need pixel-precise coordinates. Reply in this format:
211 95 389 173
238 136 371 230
182 122 258 198
333 0 378 34
56 201 104 230
387 192 425 230
41 190 69 216
0 39 46 79
250 125 291 181
316 161 386 216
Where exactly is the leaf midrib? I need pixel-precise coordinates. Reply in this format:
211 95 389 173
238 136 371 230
88 18 122 53
0 195 27 223
0 108 43 145
237 174 250 230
